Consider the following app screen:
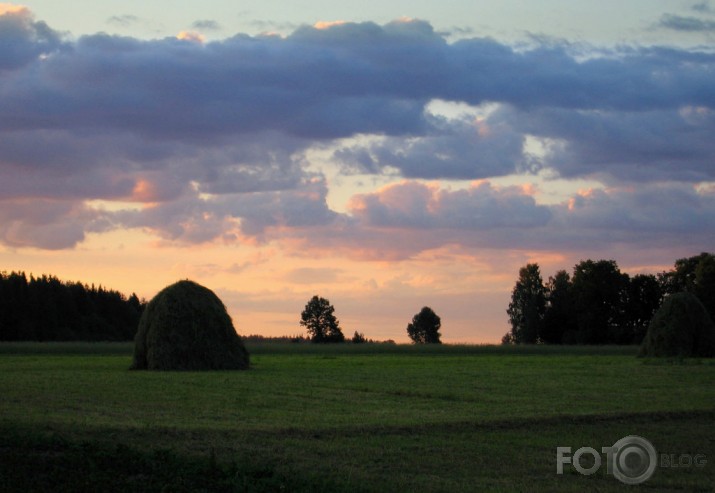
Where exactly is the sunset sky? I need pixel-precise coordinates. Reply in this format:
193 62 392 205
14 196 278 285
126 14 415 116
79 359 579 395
1 1 714 342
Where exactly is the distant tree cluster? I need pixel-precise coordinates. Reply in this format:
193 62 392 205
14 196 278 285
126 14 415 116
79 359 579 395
504 253 715 345
299 295 441 344
0 271 145 341
351 331 368 343
243 334 309 344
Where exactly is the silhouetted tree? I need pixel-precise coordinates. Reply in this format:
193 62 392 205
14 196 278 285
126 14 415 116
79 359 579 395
694 255 715 320
300 295 345 343
507 264 546 344
659 252 715 321
623 274 663 344
407 306 442 344
541 270 577 344
571 260 629 344
501 331 515 345
659 252 713 294
352 331 367 343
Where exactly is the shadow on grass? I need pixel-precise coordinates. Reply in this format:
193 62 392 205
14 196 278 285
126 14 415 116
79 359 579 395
2 409 714 493
0 426 341 493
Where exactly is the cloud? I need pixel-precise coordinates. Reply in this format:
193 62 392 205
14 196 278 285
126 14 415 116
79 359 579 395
112 175 338 244
0 4 24 14
657 2 715 33
176 31 205 43
511 105 715 183
334 108 529 179
191 20 221 31
0 10 714 253
692 1 713 13
0 5 63 72
283 180 715 260
279 180 554 259
349 180 551 230
0 198 111 249
3 17 713 140
442 25 475 39
551 183 715 249
658 13 715 32
107 15 140 28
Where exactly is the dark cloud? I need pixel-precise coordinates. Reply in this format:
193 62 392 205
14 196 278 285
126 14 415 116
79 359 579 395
248 19 299 33
692 1 713 13
0 6 63 72
2 17 713 140
441 25 475 38
0 129 307 200
191 20 221 31
113 176 338 244
290 181 715 259
0 198 111 249
658 13 715 32
658 2 715 33
349 181 551 230
548 183 715 250
511 106 715 183
107 15 140 28
0 9 714 252
220 177 339 237
116 195 237 244
335 108 531 179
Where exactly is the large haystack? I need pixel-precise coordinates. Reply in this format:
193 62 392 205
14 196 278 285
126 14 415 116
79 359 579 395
639 292 715 358
132 280 249 370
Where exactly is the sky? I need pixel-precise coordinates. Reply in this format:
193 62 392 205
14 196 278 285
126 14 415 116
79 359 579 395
1 2 714 343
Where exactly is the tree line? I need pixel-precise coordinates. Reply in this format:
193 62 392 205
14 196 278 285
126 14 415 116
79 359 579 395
504 253 715 345
0 270 440 343
11 252 710 345
0 271 145 341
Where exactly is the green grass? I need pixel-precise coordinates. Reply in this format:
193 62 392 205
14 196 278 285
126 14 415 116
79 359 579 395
0 342 713 492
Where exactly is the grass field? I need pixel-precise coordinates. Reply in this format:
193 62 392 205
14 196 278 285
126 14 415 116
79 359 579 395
0 342 713 492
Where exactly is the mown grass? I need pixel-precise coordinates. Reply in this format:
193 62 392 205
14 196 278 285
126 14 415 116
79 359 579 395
0 342 713 492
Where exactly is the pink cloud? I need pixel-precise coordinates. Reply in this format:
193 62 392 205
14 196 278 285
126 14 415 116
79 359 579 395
0 198 110 249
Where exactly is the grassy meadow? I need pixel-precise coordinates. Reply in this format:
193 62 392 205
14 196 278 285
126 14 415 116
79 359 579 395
0 342 713 492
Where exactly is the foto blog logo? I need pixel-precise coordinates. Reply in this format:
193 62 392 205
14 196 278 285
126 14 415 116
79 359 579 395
556 435 707 485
